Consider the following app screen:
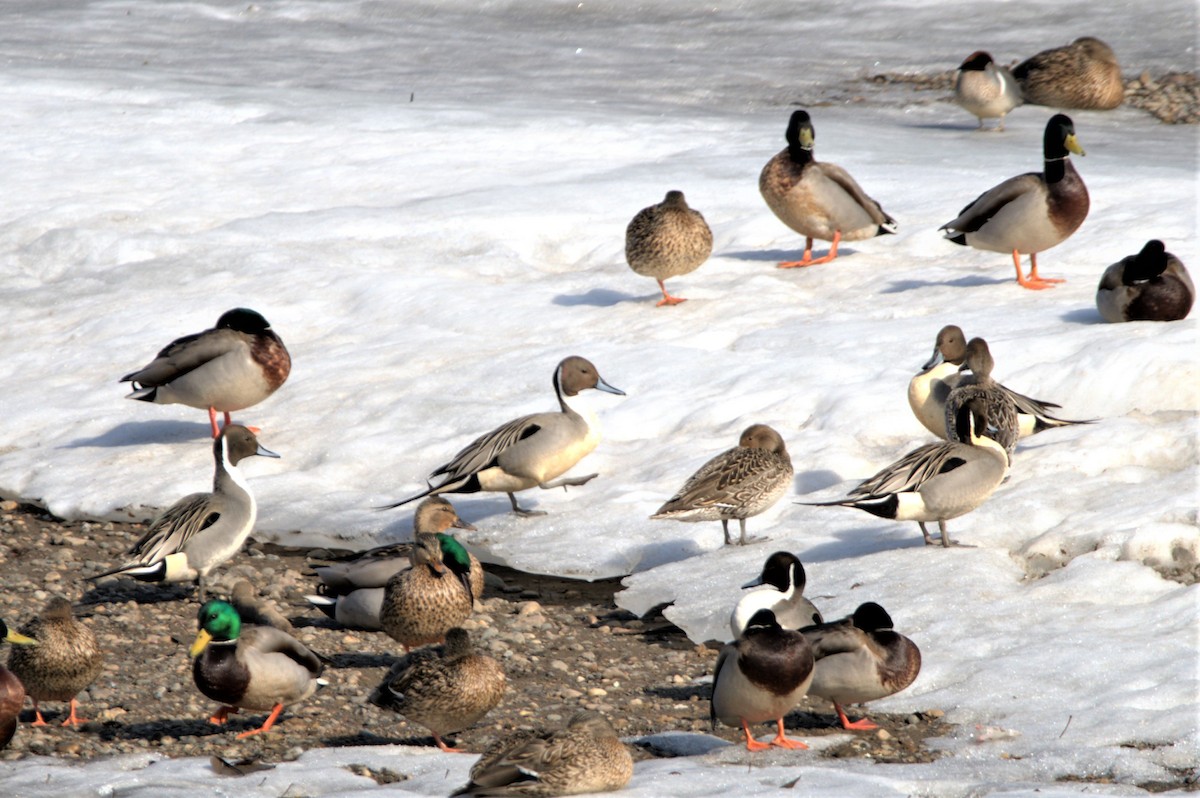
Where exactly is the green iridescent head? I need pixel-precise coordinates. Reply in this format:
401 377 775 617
190 600 242 657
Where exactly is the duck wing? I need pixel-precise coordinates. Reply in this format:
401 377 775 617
121 328 243 386
850 443 966 498
430 414 543 485
239 626 323 676
815 162 896 227
942 172 1043 234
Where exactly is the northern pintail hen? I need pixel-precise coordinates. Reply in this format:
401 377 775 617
801 602 921 731
90 425 280 599
6 598 104 728
652 424 793 546
625 190 713 306
0 620 38 750
954 51 1023 131
759 109 896 268
190 600 325 739
122 308 291 438
368 627 507 753
801 401 1008 547
941 114 1088 290
306 497 482 631
451 710 633 797
910 325 1092 440
382 356 624 517
1013 37 1124 110
711 608 814 752
730 551 823 638
1097 240 1194 323
380 531 476 650
943 338 1020 464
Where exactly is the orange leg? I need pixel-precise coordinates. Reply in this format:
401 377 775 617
209 705 238 725
768 717 809 749
835 702 878 731
779 231 841 268
655 279 687 307
208 407 221 438
741 719 772 751
235 703 284 739
1028 252 1064 284
31 700 47 727
60 698 88 727
433 733 470 753
1012 251 1057 290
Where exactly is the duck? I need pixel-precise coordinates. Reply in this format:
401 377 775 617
759 109 896 268
711 608 814 751
954 51 1023 131
625 189 713 306
0 619 39 750
89 425 280 600
943 338 1021 466
121 308 291 438
651 424 794 546
190 599 324 739
307 497 482 631
1097 240 1194 323
801 602 921 731
729 551 823 638
909 325 1091 440
5 597 104 728
800 400 1009 547
941 114 1089 290
380 356 624 517
451 710 633 797
1013 37 1124 110
380 531 476 650
368 627 506 753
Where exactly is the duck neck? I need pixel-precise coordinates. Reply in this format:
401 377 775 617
788 143 813 166
214 438 255 506
1044 154 1068 184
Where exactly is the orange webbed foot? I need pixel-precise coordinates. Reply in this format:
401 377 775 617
770 718 808 749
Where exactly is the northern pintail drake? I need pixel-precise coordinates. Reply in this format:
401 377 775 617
1097 240 1194 323
307 497 482 631
910 325 1092 440
730 551 823 638
941 114 1088 290
943 338 1020 465
381 356 624 517
711 608 814 751
451 710 632 797
0 620 38 750
801 401 1008 547
652 424 793 546
759 109 896 268
954 51 1023 131
6 597 104 728
1013 37 1124 110
801 602 921 731
380 531 476 650
190 600 325 739
90 425 280 599
368 627 507 753
121 308 291 438
625 190 713 306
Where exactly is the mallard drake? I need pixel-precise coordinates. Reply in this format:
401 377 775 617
909 325 1091 440
759 109 896 268
122 308 291 438
730 551 823 638
0 619 38 750
1098 240 1194 323
954 51 1023 131
451 710 632 796
651 424 793 546
307 497 482 631
90 425 280 599
190 599 324 739
711 608 814 751
941 114 1089 290
368 627 506 752
381 356 624 517
379 531 475 650
625 190 713 306
1013 37 1124 110
801 401 1009 547
943 338 1020 466
6 597 104 728
802 602 921 731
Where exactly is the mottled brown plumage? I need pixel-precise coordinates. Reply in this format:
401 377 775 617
380 532 475 649
452 711 632 796
625 190 713 306
943 338 1020 465
1013 37 1124 110
6 597 104 727
368 627 506 752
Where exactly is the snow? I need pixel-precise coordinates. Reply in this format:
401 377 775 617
0 0 1197 795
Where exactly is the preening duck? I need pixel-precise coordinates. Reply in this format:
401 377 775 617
729 551 823 638
1097 240 1194 323
954 51 1023 131
1013 37 1124 110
